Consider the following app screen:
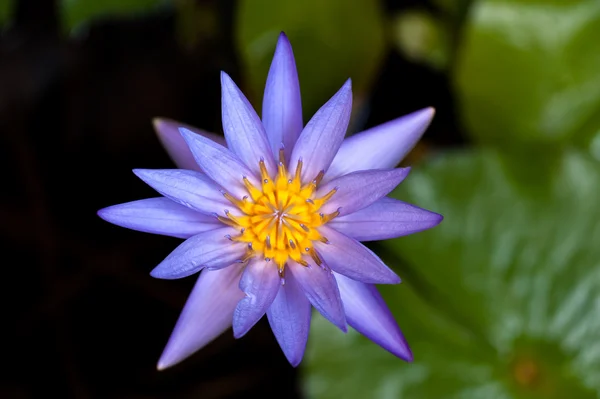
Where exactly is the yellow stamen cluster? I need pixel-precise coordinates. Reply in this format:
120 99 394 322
218 149 339 276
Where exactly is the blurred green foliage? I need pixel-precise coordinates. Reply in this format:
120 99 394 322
235 0 386 119
0 0 14 27
306 149 600 398
61 0 168 33
454 0 600 148
392 10 450 70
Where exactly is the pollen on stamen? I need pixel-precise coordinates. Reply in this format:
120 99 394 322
220 156 339 274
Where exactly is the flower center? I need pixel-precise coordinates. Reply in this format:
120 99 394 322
218 149 339 276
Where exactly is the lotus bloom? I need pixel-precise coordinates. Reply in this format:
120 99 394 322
98 32 442 369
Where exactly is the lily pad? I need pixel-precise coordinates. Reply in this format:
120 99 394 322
235 0 386 118
454 0 600 148
304 149 600 398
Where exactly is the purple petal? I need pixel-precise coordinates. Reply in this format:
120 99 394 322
289 80 352 183
262 32 303 160
232 258 280 338
180 128 260 199
317 168 411 217
98 197 221 239
288 261 346 331
329 197 443 241
153 117 226 171
267 272 311 367
133 169 231 216
335 273 412 361
150 227 245 279
157 266 244 370
315 226 400 284
221 72 276 176
324 107 434 183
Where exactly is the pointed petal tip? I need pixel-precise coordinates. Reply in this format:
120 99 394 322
375 331 413 361
153 117 183 139
156 352 181 371
232 330 244 339
415 106 435 124
277 31 291 46
178 124 219 150
393 343 414 362
152 117 164 130
132 169 157 184
288 356 302 368
131 168 145 179
220 70 230 85
96 207 107 219
152 116 178 130
149 265 180 280
220 71 239 91
343 78 352 90
373 271 401 285
96 207 117 223
328 312 348 332
333 79 353 102
156 361 169 371
178 127 196 140
149 267 163 279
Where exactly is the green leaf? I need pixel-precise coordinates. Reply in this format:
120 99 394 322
235 0 386 118
61 0 168 34
454 0 600 148
304 149 600 398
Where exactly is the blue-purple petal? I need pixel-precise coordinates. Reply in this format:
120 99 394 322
262 32 303 160
153 118 226 171
289 80 352 183
329 197 443 241
288 261 346 331
180 128 261 198
317 168 411 216
157 266 244 370
150 227 245 279
325 107 434 183
132 169 230 216
232 259 281 338
335 272 412 361
221 72 276 176
97 197 221 239
266 272 311 367
315 226 400 284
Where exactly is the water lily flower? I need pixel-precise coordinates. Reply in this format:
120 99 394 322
98 32 442 369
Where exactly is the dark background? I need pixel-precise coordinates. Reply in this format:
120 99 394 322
0 0 461 397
